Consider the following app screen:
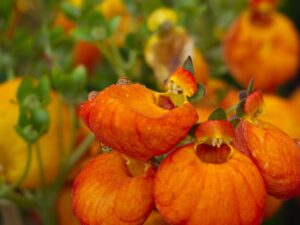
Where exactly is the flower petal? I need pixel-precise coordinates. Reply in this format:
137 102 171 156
79 84 198 161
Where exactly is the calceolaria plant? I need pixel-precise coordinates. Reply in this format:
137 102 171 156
72 58 300 225
0 0 299 224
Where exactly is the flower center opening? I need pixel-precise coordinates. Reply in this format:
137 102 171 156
125 157 150 177
156 94 176 110
250 11 273 27
196 143 231 164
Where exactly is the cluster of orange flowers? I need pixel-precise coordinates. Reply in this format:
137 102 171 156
72 61 300 225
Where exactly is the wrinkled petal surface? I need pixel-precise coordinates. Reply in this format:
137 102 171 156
235 120 300 199
72 152 155 225
155 144 266 225
79 84 198 161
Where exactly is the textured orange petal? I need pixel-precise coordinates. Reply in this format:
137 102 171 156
243 90 264 118
169 67 197 97
72 152 155 225
79 84 198 161
155 144 266 225
234 120 300 199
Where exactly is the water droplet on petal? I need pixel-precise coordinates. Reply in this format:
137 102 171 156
117 76 132 85
100 143 112 153
88 91 99 101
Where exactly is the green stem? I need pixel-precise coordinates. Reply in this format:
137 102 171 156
111 44 126 67
36 142 46 190
68 133 95 168
226 103 239 115
3 190 35 209
11 144 33 189
69 103 77 154
57 95 65 157
38 198 58 225
51 134 95 195
97 43 125 77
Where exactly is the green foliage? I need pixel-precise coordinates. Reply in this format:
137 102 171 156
188 83 206 103
51 65 87 102
15 77 51 143
208 107 227 120
182 56 194 75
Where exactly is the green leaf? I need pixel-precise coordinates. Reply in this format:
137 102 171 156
85 10 105 27
182 56 194 75
208 107 227 120
107 16 121 36
91 27 107 40
51 66 87 101
247 78 255 95
36 76 51 106
31 108 50 135
60 2 81 20
17 105 30 128
0 0 14 29
187 83 206 103
70 65 87 91
72 27 93 41
17 77 34 102
236 100 246 118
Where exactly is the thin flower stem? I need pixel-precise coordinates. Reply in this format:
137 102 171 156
68 133 95 168
111 44 126 67
11 144 33 189
226 103 239 115
51 133 95 195
57 95 65 157
2 190 35 209
97 43 125 77
69 103 77 154
36 142 45 190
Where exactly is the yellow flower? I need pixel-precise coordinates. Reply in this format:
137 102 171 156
144 8 209 88
147 8 178 32
0 79 71 188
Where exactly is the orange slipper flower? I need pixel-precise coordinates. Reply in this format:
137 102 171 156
155 120 266 225
234 91 300 199
72 152 155 225
79 83 198 161
223 0 299 91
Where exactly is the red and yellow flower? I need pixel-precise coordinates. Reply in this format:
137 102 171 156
155 120 266 225
79 82 198 161
234 91 300 199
